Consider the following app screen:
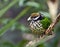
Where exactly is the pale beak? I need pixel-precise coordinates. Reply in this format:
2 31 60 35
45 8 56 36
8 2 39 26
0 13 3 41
27 17 31 21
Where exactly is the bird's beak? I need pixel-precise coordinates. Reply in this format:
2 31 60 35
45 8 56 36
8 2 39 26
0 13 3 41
27 17 31 21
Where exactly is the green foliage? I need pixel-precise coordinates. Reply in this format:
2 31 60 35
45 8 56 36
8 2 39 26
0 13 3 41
19 0 40 8
17 40 28 47
0 41 14 47
40 11 51 18
25 1 40 8
0 7 31 36
0 0 10 10
0 0 19 17
37 44 45 47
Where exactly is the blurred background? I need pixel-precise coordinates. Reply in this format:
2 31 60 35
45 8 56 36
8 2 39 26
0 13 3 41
0 0 60 47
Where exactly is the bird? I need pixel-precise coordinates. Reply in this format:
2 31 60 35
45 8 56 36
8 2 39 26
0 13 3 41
27 12 52 37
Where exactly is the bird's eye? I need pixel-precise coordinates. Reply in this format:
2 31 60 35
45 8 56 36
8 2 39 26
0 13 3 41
33 16 37 18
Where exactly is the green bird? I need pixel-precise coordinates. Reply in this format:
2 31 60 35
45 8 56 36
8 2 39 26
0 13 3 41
27 12 52 36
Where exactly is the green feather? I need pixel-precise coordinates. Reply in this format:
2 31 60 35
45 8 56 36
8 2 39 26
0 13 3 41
40 17 51 29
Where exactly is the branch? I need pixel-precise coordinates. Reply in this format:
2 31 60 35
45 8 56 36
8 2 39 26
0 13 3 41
45 13 60 35
25 35 55 47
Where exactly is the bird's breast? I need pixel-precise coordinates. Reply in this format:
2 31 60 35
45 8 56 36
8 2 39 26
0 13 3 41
29 21 45 34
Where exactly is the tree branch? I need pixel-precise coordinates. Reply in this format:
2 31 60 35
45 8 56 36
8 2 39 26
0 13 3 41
45 13 60 35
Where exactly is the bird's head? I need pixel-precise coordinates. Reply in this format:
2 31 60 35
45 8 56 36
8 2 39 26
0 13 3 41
27 13 45 21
